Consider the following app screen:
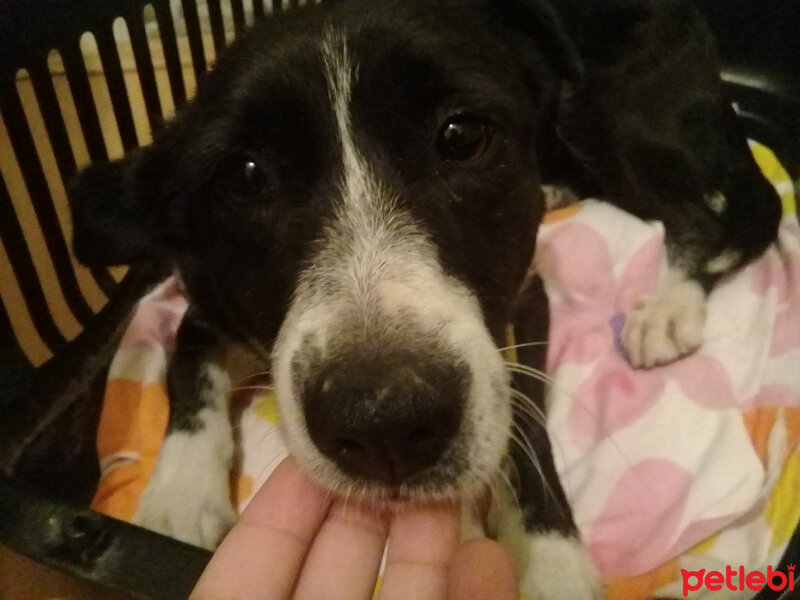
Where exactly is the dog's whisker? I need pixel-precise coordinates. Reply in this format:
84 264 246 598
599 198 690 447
509 424 547 493
163 343 215 353
509 395 546 427
235 371 273 385
511 382 637 513
504 361 555 385
543 384 639 480
510 404 546 433
496 468 522 514
496 340 549 353
507 387 579 507
508 387 547 427
505 370 551 391
509 423 559 507
508 426 539 472
231 385 276 395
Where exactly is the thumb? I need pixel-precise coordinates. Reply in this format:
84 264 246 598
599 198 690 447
448 538 519 600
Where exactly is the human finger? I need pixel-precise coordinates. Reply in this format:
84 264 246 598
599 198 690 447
379 501 461 600
190 457 331 600
293 500 390 600
448 537 518 600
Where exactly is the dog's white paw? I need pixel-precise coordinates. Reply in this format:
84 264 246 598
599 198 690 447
487 487 603 600
134 477 236 550
518 532 604 600
542 184 579 210
133 422 236 549
622 271 706 369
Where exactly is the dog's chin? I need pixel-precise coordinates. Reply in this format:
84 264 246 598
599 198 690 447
317 475 489 508
285 443 502 506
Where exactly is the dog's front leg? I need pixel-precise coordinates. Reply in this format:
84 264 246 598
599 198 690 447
133 305 237 549
493 278 603 600
620 102 782 369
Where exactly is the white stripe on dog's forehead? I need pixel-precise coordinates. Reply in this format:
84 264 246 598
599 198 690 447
321 29 371 211
319 28 421 312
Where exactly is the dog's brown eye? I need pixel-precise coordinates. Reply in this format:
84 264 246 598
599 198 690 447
222 156 269 200
437 117 491 162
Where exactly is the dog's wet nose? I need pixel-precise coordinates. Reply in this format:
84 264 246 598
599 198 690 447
302 357 468 484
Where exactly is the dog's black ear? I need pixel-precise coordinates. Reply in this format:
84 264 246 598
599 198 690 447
68 150 159 267
477 0 583 85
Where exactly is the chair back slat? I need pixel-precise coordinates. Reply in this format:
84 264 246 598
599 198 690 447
0 176 67 354
0 0 219 364
181 0 209 84
27 62 79 184
0 0 320 365
231 0 247 35
25 61 120 299
153 2 188 110
253 0 266 20
207 0 229 56
60 43 110 163
94 26 140 153
2 82 96 326
127 14 165 136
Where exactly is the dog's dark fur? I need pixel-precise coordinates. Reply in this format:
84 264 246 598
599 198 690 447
66 0 781 596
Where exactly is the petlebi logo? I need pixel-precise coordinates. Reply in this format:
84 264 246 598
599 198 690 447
681 564 796 597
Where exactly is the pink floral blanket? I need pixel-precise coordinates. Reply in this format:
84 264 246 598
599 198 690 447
93 146 799 599
537 200 800 598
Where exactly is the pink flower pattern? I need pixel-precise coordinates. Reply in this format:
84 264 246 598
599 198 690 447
535 204 800 577
537 216 738 452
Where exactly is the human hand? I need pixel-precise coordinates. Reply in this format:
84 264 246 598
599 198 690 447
190 457 518 600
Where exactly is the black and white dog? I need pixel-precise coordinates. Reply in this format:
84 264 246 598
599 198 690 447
69 0 781 597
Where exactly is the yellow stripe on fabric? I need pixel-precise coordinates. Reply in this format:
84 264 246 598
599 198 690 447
688 532 720 556
254 393 279 424
765 450 800 548
749 141 796 216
